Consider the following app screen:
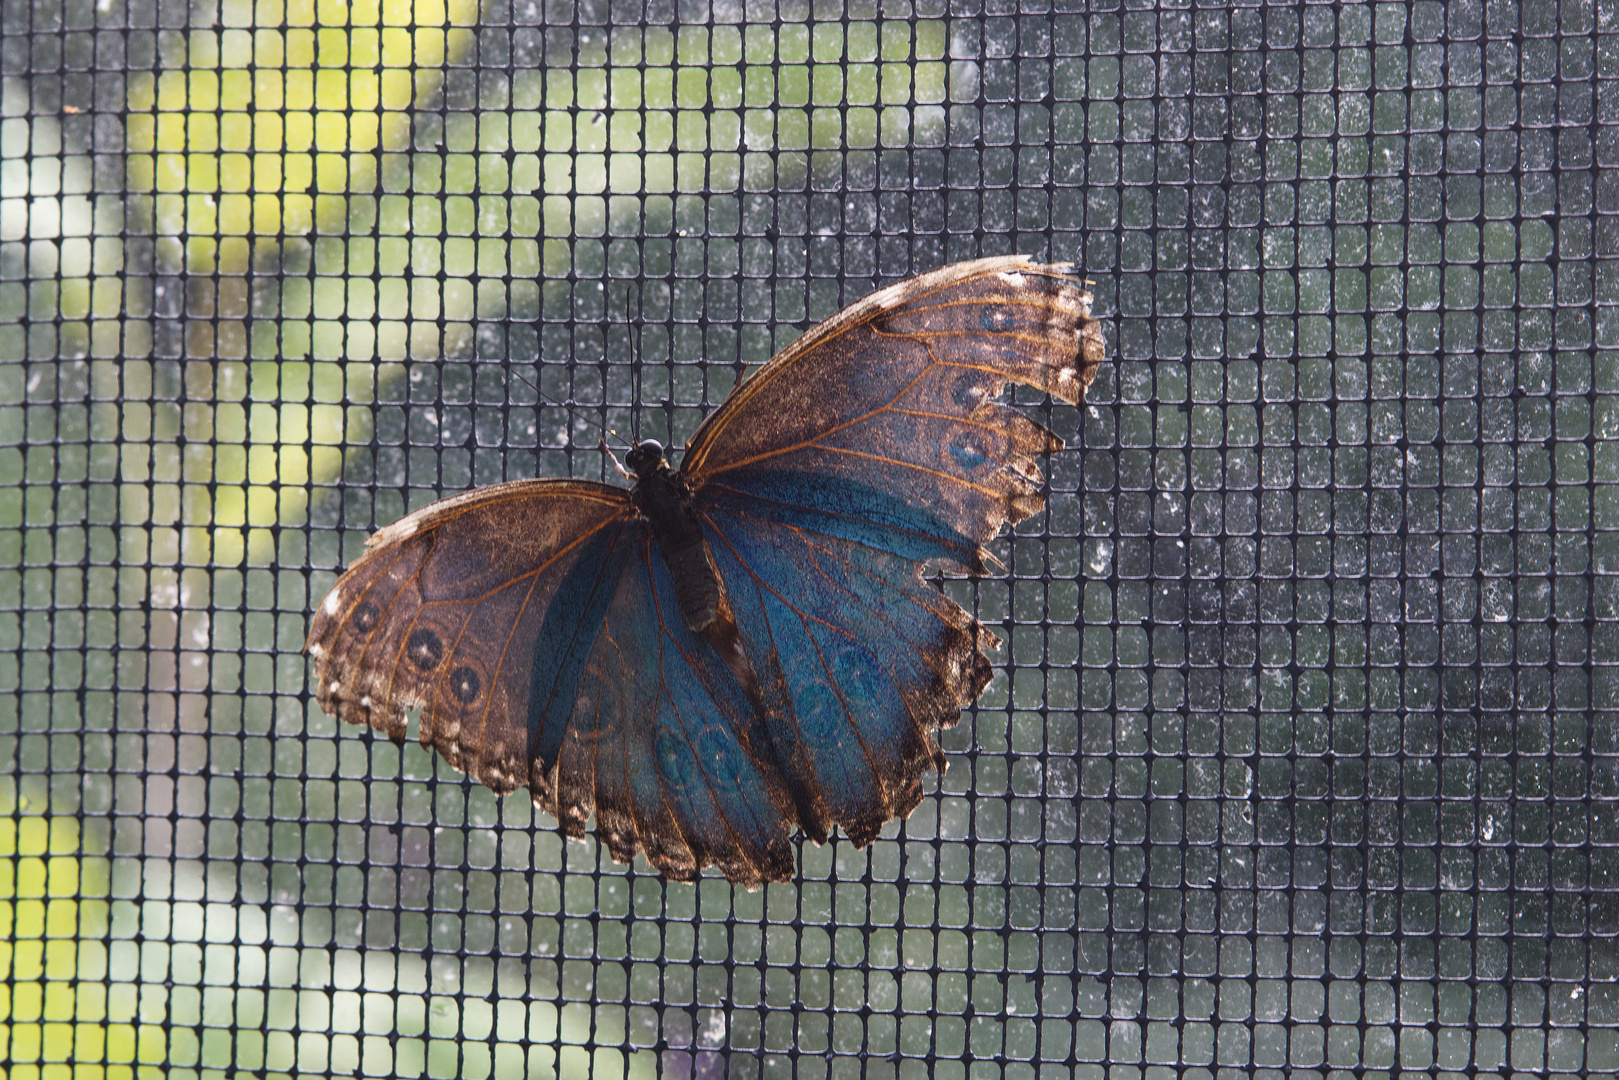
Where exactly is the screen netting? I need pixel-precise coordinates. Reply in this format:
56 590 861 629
3 0 1618 1076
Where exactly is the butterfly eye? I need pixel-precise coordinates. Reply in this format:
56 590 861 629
352 601 380 633
407 628 444 671
449 665 482 704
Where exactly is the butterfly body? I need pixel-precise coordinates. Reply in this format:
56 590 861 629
307 256 1106 885
625 439 725 633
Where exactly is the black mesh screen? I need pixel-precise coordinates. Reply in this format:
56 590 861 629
3 0 1618 1076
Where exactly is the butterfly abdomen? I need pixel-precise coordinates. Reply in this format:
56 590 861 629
632 468 723 632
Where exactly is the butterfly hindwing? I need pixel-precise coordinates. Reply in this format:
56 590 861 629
549 537 795 884
704 499 996 847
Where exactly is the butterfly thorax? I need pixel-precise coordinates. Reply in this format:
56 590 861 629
627 440 723 633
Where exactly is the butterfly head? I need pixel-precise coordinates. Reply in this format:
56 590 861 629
625 439 669 480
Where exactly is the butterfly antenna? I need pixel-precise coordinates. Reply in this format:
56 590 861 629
625 283 643 442
510 369 632 453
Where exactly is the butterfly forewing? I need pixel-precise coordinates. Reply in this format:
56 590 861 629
307 479 799 886
682 256 1104 514
306 481 636 794
552 538 796 884
704 502 998 845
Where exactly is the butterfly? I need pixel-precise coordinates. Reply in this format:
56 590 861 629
306 256 1106 886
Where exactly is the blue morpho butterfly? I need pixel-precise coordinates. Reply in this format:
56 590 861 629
306 256 1106 885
